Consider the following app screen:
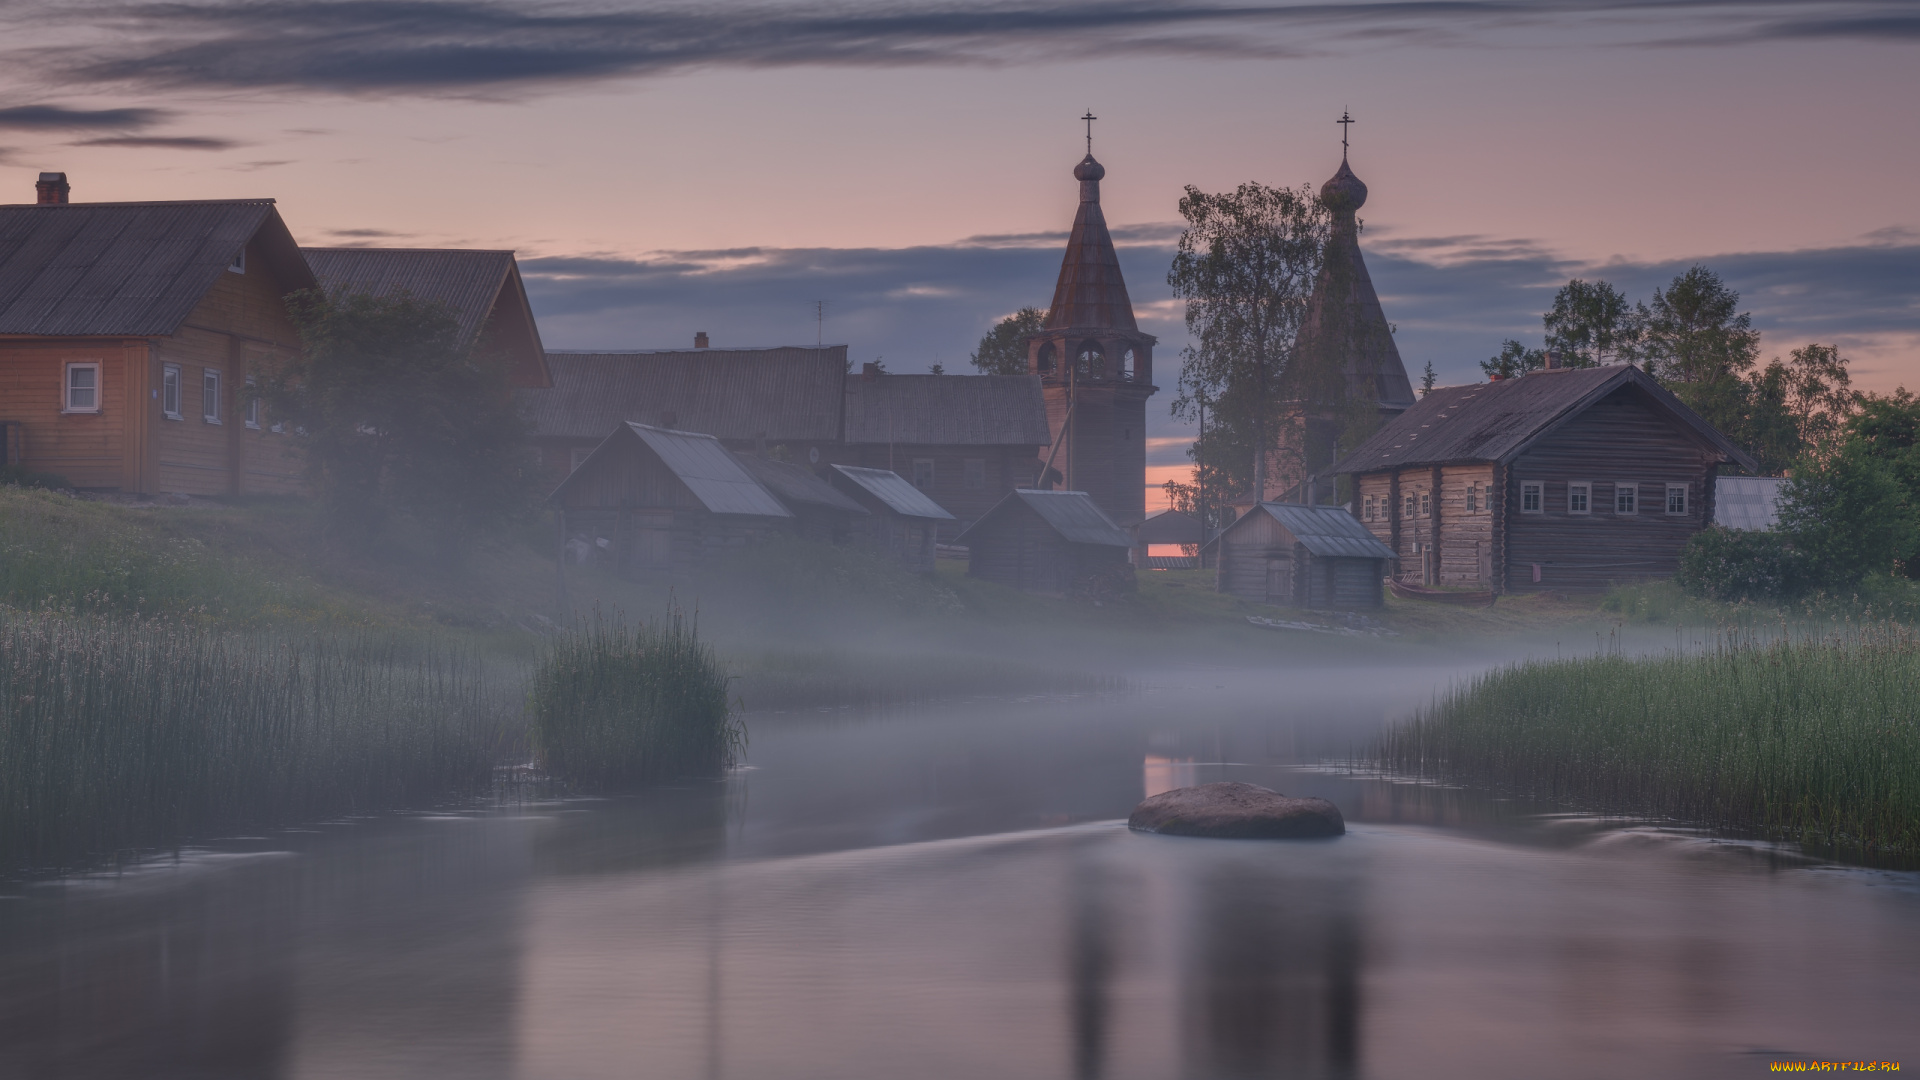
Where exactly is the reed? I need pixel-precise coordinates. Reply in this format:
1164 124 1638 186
1381 626 1920 855
528 612 741 787
0 609 511 868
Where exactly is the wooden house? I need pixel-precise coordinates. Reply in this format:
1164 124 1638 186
828 464 956 574
549 422 791 576
1132 507 1206 569
1332 364 1758 593
1209 502 1396 609
0 175 315 494
733 452 869 544
836 367 1051 542
954 489 1134 596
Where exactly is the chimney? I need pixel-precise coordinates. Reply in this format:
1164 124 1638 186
694 332 709 349
35 172 69 205
1543 351 1561 370
1488 373 1502 382
861 362 881 380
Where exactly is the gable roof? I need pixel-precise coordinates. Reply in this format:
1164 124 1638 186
526 347 848 442
1223 503 1397 560
1134 508 1205 546
843 373 1050 446
956 489 1132 548
734 453 867 515
829 464 956 520
552 422 791 518
0 199 313 336
1331 364 1759 475
302 248 549 386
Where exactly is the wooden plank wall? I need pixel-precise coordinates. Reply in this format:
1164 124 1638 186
968 501 1075 595
1215 510 1292 604
0 340 139 488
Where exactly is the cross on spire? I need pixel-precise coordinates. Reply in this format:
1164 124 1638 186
1082 110 1097 154
1337 109 1354 159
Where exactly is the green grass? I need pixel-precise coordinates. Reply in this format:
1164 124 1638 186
529 612 742 788
0 609 513 868
1381 626 1920 855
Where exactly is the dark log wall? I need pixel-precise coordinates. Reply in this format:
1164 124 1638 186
556 436 778 576
967 501 1130 595
1356 464 1494 586
1215 510 1293 604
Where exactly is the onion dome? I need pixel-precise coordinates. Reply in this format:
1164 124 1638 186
1073 154 1106 182
1319 159 1368 216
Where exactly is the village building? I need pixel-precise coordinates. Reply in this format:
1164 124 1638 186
1332 363 1757 593
1133 507 1206 569
1209 502 1396 609
829 464 956 574
955 488 1134 596
550 422 792 576
1023 147 1158 529
1714 476 1785 531
734 451 868 544
0 174 314 495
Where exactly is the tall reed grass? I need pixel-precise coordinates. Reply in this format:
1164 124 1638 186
528 612 741 788
1382 626 1920 855
0 610 512 868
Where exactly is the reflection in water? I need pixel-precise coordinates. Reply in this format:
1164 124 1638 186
1068 838 1114 1080
1142 755 1199 799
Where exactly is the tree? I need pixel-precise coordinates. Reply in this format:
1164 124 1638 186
1419 361 1437 396
969 307 1045 375
1776 438 1914 589
1543 278 1637 367
1479 339 1545 380
262 289 537 551
1738 343 1858 474
1632 266 1760 435
1167 181 1329 501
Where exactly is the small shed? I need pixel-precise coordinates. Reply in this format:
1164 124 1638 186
550 422 791 576
1133 508 1207 569
829 464 955 574
954 489 1135 597
1210 502 1396 609
734 452 869 544
1715 476 1785 531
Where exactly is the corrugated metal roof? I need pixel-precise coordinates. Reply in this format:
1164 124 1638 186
1001 489 1133 547
1256 503 1398 559
1044 156 1138 332
1716 476 1785 531
0 200 313 336
1331 364 1759 475
302 247 513 349
829 464 956 520
843 374 1050 446
525 348 848 442
625 423 791 517
1134 508 1204 545
735 453 867 515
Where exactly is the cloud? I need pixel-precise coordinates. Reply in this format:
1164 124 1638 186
72 134 240 149
0 103 168 130
12 0 1914 96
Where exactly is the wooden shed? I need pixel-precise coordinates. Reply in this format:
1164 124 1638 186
954 489 1134 597
1209 502 1396 609
734 452 868 544
1332 363 1758 593
828 464 955 574
549 422 791 576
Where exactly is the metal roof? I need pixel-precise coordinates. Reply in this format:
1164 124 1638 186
1332 364 1759 475
1253 503 1398 559
1715 476 1785 531
1044 154 1138 332
734 453 868 515
829 464 956 520
1133 508 1205 545
0 199 314 336
553 423 791 517
843 373 1050 446
957 489 1132 548
525 347 848 442
303 247 514 349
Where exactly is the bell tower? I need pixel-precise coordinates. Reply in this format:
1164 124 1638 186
1025 123 1157 527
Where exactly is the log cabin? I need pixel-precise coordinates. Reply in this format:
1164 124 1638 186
828 464 956 575
733 451 869 544
0 175 314 495
955 489 1134 597
1332 363 1758 593
1209 502 1396 609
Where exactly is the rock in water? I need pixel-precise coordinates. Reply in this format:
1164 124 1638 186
1127 781 1344 839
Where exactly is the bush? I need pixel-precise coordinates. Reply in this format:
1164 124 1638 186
1778 441 1915 589
529 612 740 788
1676 525 1806 602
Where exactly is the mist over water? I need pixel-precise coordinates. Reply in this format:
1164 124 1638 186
3 654 1916 1078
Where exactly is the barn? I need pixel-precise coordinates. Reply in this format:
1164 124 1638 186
1209 502 1396 609
550 422 791 576
733 452 869 544
954 489 1134 596
828 464 955 574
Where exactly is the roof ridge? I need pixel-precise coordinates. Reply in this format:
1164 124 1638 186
0 198 276 208
302 246 515 255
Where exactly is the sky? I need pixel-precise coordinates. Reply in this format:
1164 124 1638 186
2 0 1917 505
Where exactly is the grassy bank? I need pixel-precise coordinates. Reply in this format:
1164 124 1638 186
1382 628 1920 855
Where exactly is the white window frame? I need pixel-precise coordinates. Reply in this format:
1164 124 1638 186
1465 483 1477 514
1403 493 1415 519
243 376 260 429
1364 494 1376 521
1567 481 1591 515
1419 491 1431 517
1615 481 1638 515
63 361 101 414
1520 481 1543 514
569 446 593 472
161 363 183 420
202 368 222 424
1665 483 1688 515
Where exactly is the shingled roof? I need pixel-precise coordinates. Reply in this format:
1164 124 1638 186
1292 157 1418 412
843 374 1049 446
0 199 312 336
1043 153 1138 332
303 248 529 351
526 347 848 442
1331 364 1758 475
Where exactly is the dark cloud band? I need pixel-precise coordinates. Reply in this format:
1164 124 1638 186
0 104 168 130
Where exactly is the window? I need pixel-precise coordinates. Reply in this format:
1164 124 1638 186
1666 483 1688 515
1520 481 1543 514
202 369 221 423
1615 482 1637 514
63 362 100 413
1403 493 1416 518
963 458 986 489
243 376 260 429
1465 483 1478 514
1568 482 1591 515
1036 343 1055 373
228 248 246 274
162 364 182 419
569 447 593 472
1419 491 1431 516
1119 348 1135 380
912 458 935 491
1363 494 1376 521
